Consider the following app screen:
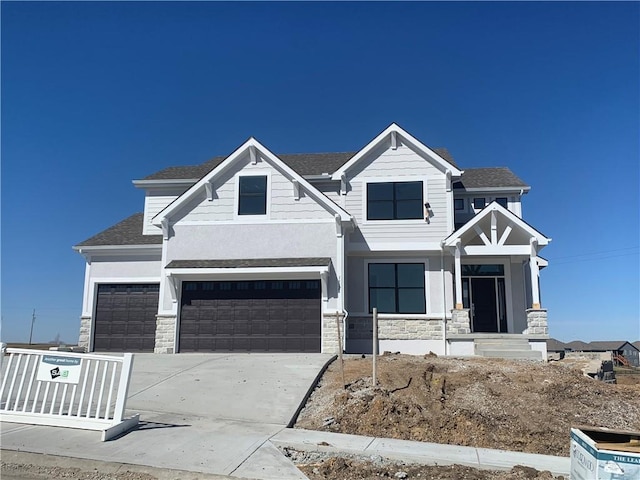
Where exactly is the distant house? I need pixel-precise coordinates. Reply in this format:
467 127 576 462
551 339 640 366
587 341 639 367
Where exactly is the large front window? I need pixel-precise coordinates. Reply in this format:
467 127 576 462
238 176 267 215
367 181 423 220
368 263 425 314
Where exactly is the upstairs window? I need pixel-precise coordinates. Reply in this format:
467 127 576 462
496 197 508 208
368 263 425 314
454 198 465 211
238 176 267 215
473 197 486 209
367 181 423 220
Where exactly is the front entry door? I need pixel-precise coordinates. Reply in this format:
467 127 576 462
471 278 498 333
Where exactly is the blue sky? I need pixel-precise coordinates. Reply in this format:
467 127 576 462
1 2 638 344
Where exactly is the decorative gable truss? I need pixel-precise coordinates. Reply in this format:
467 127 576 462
151 137 355 236
444 201 551 310
331 123 464 188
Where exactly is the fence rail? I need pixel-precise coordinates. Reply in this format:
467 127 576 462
0 347 138 441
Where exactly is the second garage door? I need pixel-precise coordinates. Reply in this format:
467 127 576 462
179 279 321 352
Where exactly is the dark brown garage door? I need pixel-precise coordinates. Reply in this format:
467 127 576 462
94 284 159 352
179 280 321 352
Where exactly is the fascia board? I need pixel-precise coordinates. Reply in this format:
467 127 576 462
132 179 198 189
455 186 531 193
165 265 329 278
73 244 162 259
444 202 550 247
331 123 463 180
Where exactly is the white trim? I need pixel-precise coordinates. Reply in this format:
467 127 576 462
234 170 272 221
133 179 198 189
461 245 532 255
73 245 162 256
348 242 444 253
174 218 335 226
444 201 550 248
331 123 463 180
152 137 353 226
457 186 531 193
166 266 329 279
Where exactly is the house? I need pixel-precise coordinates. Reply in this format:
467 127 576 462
73 124 551 358
546 338 569 360
586 341 640 367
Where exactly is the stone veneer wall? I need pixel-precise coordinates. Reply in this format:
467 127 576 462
78 315 91 351
447 309 471 335
154 315 176 353
525 309 548 335
347 316 443 342
322 313 343 354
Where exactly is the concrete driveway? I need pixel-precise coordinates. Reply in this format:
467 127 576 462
1 353 332 479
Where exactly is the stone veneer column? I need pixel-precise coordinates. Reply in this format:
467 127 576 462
154 315 177 354
447 309 471 335
322 314 342 354
525 309 548 335
78 315 91 351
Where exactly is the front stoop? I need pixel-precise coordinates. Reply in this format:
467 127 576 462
474 335 542 360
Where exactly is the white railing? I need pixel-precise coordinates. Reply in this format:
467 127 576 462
0 347 138 441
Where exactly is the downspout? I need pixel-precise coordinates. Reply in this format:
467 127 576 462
440 240 448 355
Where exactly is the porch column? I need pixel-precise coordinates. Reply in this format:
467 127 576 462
454 240 463 309
529 237 540 309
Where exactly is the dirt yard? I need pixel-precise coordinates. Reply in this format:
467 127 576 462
295 354 640 457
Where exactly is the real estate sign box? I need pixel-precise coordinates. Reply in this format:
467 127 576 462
570 426 640 480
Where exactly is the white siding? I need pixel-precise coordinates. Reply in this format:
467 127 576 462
173 153 333 224
345 142 451 247
89 254 161 278
142 186 189 234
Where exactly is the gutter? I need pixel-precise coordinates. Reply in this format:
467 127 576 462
440 240 448 355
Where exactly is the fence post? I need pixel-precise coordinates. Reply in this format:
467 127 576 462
372 307 378 387
113 353 135 422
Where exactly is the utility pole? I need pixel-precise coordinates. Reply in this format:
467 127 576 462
29 309 36 345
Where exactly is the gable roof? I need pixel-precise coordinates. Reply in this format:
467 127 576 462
74 213 162 247
153 137 353 226
564 340 592 351
142 147 460 182
587 341 638 352
453 167 529 191
443 201 550 247
331 123 463 180
546 338 568 352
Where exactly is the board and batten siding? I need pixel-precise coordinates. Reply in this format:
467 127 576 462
173 154 333 224
345 143 451 247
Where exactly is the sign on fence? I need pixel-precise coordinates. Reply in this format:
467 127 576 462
0 348 139 441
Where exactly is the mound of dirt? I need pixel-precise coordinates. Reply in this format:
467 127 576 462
295 354 640 456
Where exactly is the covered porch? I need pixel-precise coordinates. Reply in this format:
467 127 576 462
443 202 551 358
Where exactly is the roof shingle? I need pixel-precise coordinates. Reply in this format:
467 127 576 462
75 213 162 247
454 167 529 190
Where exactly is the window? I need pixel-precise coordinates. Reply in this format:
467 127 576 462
368 263 425 314
496 197 508 208
473 197 486 209
367 181 423 220
454 198 464 211
238 176 267 215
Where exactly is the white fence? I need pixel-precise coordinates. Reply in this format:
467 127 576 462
0 347 138 441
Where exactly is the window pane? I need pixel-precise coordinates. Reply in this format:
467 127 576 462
240 176 266 194
370 288 396 313
397 264 424 287
395 199 423 219
496 197 508 208
369 264 396 287
398 289 425 313
395 182 422 200
367 183 393 201
473 198 486 209
239 195 266 215
368 200 394 220
462 264 504 276
454 198 464 210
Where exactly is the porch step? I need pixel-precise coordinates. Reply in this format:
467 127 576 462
474 337 543 361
